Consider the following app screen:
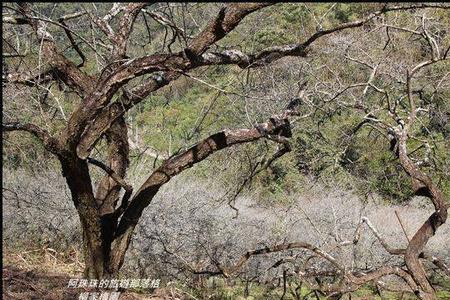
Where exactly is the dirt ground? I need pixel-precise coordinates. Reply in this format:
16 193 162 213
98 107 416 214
2 246 190 300
2 265 186 300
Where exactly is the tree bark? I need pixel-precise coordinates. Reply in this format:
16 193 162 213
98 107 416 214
59 155 107 278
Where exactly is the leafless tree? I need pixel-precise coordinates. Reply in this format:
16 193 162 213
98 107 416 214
2 4 449 299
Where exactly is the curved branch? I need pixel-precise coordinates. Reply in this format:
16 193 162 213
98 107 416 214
113 3 150 58
199 46 308 69
388 53 450 299
75 71 179 159
191 241 418 297
302 3 450 48
59 18 86 68
142 9 192 40
16 3 95 96
223 242 344 278
361 217 405 255
108 104 302 273
3 68 55 87
199 4 450 68
187 3 273 55
87 157 132 193
2 122 60 154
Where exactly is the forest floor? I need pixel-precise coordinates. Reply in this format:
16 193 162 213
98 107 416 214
2 264 187 300
2 246 183 300
2 245 449 300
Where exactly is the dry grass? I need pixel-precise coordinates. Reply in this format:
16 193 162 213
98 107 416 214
3 245 85 277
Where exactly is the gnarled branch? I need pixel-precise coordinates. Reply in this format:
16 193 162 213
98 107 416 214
2 122 60 154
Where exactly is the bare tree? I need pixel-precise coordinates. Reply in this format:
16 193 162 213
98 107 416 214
2 5 449 299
